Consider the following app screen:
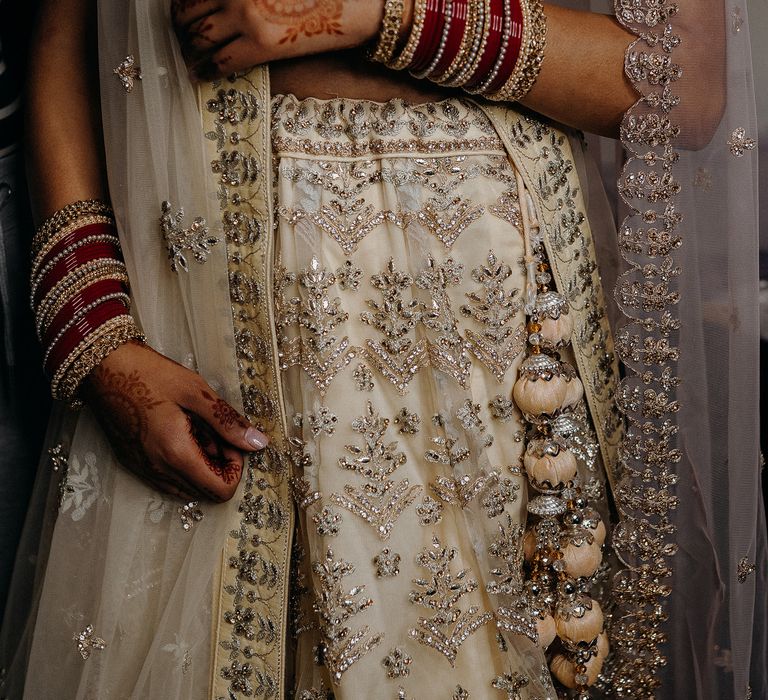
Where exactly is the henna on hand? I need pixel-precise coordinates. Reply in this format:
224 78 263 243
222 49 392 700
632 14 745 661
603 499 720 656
253 0 345 44
83 342 259 502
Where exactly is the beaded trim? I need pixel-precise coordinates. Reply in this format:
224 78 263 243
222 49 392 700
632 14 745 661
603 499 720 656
51 315 145 401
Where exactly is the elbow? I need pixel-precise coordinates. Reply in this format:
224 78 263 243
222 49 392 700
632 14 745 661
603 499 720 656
677 82 727 152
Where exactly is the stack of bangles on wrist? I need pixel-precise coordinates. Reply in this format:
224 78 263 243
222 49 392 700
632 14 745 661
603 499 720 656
370 0 546 101
30 199 145 401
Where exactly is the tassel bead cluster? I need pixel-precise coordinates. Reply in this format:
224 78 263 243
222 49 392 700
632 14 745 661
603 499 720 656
513 189 608 696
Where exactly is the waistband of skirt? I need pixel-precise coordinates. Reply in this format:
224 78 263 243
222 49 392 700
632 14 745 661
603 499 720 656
270 94 507 159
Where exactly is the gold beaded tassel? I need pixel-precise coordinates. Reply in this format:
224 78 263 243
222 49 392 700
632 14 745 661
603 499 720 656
511 173 607 698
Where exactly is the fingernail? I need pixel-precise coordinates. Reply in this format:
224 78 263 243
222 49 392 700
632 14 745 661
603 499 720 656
245 427 268 449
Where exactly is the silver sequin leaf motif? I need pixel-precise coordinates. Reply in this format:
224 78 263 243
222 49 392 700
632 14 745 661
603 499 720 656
74 625 106 660
160 201 219 273
361 259 428 394
49 443 74 509
728 128 756 158
737 556 756 584
114 55 142 93
331 402 420 539
415 256 472 388
460 251 526 382
408 537 493 666
312 548 383 683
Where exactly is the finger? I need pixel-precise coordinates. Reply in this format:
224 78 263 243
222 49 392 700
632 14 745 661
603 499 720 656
182 14 241 56
197 35 268 79
160 412 245 502
182 385 268 451
172 0 220 28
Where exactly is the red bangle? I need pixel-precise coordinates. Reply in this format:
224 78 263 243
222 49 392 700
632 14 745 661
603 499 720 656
33 222 118 277
428 0 469 79
42 278 128 345
464 0 505 89
44 300 130 376
486 0 524 93
411 0 446 73
34 245 123 305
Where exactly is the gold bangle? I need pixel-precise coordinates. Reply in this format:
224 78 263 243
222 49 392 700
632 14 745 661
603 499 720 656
51 315 145 401
33 258 127 313
30 233 121 301
388 0 427 70
453 0 492 86
487 0 547 102
441 0 487 86
369 0 406 64
435 0 481 84
32 200 114 258
31 214 116 280
36 271 131 338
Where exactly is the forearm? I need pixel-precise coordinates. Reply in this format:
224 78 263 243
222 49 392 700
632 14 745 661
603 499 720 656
27 0 108 223
521 5 638 138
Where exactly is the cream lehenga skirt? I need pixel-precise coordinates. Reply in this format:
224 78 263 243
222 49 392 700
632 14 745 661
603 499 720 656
270 95 607 699
3 92 613 700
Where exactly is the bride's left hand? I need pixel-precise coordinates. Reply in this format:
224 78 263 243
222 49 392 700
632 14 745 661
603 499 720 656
173 0 394 80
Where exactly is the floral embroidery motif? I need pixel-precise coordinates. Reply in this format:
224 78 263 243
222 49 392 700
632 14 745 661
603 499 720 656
336 260 362 290
382 647 413 678
408 537 492 665
113 55 141 92
361 259 428 394
488 395 515 422
159 201 219 273
74 625 106 660
374 548 402 577
178 501 204 531
278 160 400 255
416 495 443 525
728 127 756 157
737 556 756 583
313 505 343 536
353 362 374 391
307 406 338 437
394 407 421 435
425 435 470 468
312 547 383 683
162 634 193 675
460 251 526 382
60 452 101 521
481 479 520 518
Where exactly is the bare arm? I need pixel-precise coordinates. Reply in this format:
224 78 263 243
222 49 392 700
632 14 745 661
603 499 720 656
27 0 268 501
176 0 725 143
27 0 108 220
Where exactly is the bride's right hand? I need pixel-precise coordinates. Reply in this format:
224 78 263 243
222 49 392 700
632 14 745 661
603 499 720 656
81 340 268 503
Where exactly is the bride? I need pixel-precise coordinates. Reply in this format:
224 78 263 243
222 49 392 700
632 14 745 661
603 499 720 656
1 0 764 698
